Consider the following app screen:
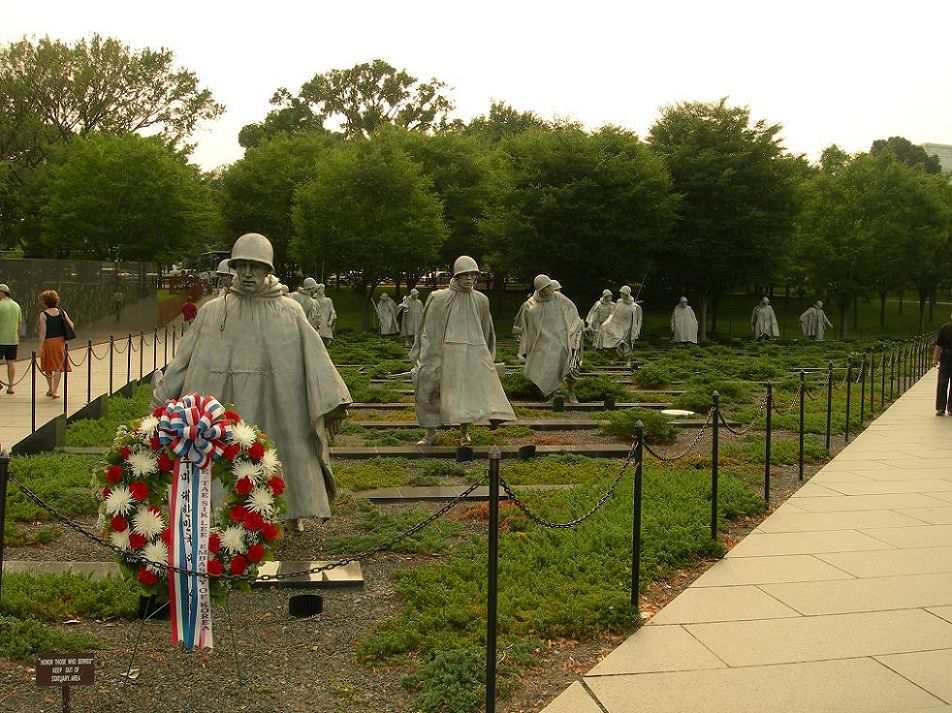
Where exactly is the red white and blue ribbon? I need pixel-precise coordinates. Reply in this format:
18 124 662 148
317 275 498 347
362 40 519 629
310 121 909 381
159 394 232 651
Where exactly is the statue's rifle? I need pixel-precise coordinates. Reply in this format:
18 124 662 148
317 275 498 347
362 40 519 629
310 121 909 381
633 268 649 304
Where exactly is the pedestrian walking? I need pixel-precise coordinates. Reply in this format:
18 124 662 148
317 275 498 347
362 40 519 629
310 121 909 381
0 283 23 394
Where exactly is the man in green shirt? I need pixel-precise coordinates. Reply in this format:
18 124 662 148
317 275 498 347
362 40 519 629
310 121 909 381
0 283 23 394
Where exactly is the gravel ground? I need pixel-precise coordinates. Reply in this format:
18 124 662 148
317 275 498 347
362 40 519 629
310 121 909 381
1 421 850 713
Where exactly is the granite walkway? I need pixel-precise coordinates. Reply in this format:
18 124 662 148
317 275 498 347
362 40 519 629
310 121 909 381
541 370 952 713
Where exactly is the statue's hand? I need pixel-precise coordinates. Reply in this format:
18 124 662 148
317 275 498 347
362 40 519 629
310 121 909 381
325 405 348 435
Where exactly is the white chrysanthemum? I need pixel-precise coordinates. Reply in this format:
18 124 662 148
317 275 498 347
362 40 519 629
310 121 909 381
232 460 262 483
109 528 131 551
230 421 257 448
113 425 131 444
104 486 134 515
246 487 274 516
132 505 164 538
127 450 158 477
220 526 247 555
142 541 169 573
258 449 281 476
137 415 159 437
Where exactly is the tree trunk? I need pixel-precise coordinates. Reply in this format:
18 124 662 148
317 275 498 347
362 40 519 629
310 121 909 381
929 289 936 323
838 302 849 339
698 294 709 343
394 275 402 299
853 298 859 329
710 294 719 336
783 284 790 309
918 289 928 333
879 291 887 330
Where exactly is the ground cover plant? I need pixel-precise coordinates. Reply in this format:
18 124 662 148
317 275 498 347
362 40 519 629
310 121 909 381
64 383 153 446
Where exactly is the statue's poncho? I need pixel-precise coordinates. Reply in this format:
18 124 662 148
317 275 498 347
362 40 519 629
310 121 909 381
410 280 515 428
671 304 699 343
398 296 424 338
751 304 780 338
800 306 832 340
150 277 352 519
596 298 643 349
314 294 336 340
512 295 535 359
376 296 400 335
522 292 584 396
585 298 615 337
289 290 319 331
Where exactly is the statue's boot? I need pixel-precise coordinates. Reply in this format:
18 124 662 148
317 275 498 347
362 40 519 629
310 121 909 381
416 428 438 447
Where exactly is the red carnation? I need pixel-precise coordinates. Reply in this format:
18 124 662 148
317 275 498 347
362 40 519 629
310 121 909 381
106 465 123 484
137 567 158 585
101 487 111 499
247 543 265 563
208 534 222 553
152 406 165 418
235 476 254 495
248 442 265 461
129 481 149 501
157 453 174 473
267 476 286 496
160 528 171 546
242 512 264 532
128 532 147 549
223 444 241 461
110 515 128 532
207 559 224 577
224 410 241 424
229 506 248 523
261 522 278 541
229 555 247 575
149 435 161 451
119 446 132 460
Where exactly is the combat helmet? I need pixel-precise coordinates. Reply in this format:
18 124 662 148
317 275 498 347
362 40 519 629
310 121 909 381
452 255 480 276
533 274 553 291
228 233 274 273
302 277 318 290
215 259 233 276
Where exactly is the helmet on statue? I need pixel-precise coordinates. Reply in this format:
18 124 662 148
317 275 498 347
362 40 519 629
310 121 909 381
533 274 553 291
452 255 480 276
228 233 274 273
302 277 318 290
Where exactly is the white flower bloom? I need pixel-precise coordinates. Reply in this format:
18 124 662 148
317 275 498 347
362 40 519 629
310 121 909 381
230 421 257 448
232 460 262 483
104 486 134 515
137 415 160 437
127 450 158 477
142 541 169 573
132 505 165 538
258 449 281 476
246 487 274 516
109 528 131 551
220 526 247 555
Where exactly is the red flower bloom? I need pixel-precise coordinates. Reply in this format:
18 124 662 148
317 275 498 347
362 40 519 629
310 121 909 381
248 442 265 461
208 534 222 553
129 481 149 501
223 444 241 461
149 435 161 451
152 406 165 418
207 559 224 577
160 528 171 546
106 465 123 484
247 543 265 563
157 453 174 473
148 505 161 516
229 506 248 523
242 512 264 532
223 410 241 424
267 476 286 495
119 446 132 460
137 567 158 585
261 522 278 541
110 515 128 532
229 555 247 575
101 487 111 499
235 476 254 495
128 532 147 549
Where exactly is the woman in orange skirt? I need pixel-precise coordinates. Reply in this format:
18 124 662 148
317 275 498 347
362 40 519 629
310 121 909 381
38 289 74 398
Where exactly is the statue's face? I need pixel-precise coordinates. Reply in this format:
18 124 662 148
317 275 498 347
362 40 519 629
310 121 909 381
762 297 769 305
456 272 477 291
539 285 554 299
232 260 270 292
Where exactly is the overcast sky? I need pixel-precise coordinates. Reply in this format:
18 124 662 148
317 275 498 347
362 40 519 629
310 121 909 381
5 0 952 172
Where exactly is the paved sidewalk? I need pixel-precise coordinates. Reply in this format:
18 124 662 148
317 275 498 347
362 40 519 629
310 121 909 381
543 370 952 713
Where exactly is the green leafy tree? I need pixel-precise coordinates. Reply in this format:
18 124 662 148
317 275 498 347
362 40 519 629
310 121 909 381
291 133 447 327
240 59 454 147
648 99 801 339
459 100 550 144
482 125 677 302
870 136 942 174
23 133 222 262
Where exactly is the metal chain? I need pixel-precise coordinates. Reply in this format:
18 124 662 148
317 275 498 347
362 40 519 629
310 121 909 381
717 389 769 436
771 385 801 415
113 339 130 354
129 339 140 353
643 412 712 462
89 343 111 360
498 445 638 529
67 349 88 367
0 368 32 388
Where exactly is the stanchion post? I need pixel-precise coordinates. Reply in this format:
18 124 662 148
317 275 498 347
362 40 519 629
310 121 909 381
0 451 10 602
845 355 853 443
799 371 805 482
485 446 501 713
62 342 69 415
172 328 176 358
108 336 114 395
889 347 895 401
764 383 772 504
869 348 875 414
163 326 169 366
126 334 132 386
711 391 719 540
86 339 92 404
825 360 833 452
859 352 867 425
152 330 157 373
630 421 644 608
31 352 37 433
139 331 144 380
881 348 886 411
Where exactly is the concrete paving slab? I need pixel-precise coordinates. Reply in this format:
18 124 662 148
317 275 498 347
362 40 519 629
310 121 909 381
876 649 952 704
754 510 928 533
686 610 952 666
539 682 603 713
789 482 848 497
895 507 952 524
816 546 952 577
727 530 896 557
760 572 952 615
583 658 944 713
790 494 948 513
648 585 801 625
860 524 952 548
820 480 952 495
691 554 853 586
926 607 952 624
839 469 952 482
810 471 877 483
587 625 726 675
924 492 952 505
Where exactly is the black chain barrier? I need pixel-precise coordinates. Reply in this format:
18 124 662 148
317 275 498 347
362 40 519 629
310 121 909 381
717 389 769 436
642 412 712 462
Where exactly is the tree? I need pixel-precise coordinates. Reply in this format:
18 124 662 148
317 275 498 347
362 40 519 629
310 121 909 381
482 125 677 302
240 59 454 147
22 133 222 262
870 136 942 174
291 133 447 328
460 100 550 144
220 132 336 277
648 99 801 339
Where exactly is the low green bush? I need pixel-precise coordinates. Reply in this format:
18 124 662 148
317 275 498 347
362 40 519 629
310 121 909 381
599 409 677 444
502 371 544 400
65 384 153 446
0 615 105 663
1 572 139 622
573 376 630 403
324 509 465 556
633 364 668 389
7 454 100 522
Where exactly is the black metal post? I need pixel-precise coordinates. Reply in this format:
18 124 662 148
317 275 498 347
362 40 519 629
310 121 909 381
139 331 144 380
881 348 886 411
30 352 36 433
711 391 719 540
869 348 875 414
845 355 853 443
152 330 157 373
126 334 132 386
172 328 176 358
485 446 501 713
62 342 68 415
163 326 168 366
799 371 805 482
825 360 833 452
108 336 114 395
764 383 772 504
0 451 10 602
630 421 644 608
859 352 867 425
889 348 895 401
86 339 92 404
